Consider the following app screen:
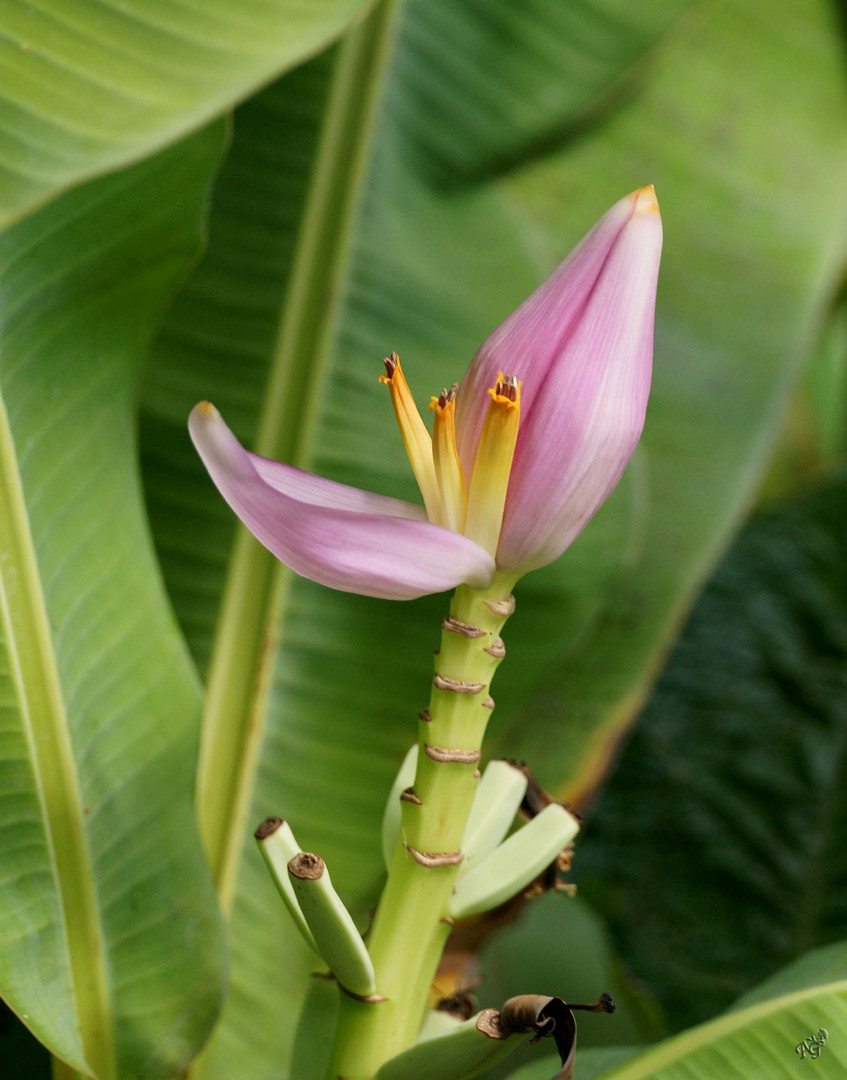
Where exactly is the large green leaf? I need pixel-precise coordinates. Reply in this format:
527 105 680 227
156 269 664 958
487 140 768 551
0 126 226 1078
388 0 694 184
0 0 373 227
576 472 847 1032
133 0 847 1076
506 942 847 1079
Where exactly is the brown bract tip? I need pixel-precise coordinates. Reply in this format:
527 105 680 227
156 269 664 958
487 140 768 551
484 595 516 617
476 1008 506 1040
288 851 325 880
442 615 486 638
634 184 659 214
338 986 388 1004
484 637 506 659
424 744 481 765
254 816 283 840
406 845 464 868
432 674 485 695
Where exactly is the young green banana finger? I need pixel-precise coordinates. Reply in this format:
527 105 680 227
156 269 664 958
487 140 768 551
254 817 319 954
288 852 379 999
374 1009 525 1080
448 803 579 919
460 758 528 869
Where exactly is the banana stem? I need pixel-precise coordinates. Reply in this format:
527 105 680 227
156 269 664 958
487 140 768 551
326 572 519 1079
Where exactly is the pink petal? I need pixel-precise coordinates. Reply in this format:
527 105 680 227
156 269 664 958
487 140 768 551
455 187 662 572
189 403 496 600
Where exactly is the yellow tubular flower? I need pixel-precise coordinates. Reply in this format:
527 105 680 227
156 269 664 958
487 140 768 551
429 384 467 532
463 373 521 558
379 353 441 524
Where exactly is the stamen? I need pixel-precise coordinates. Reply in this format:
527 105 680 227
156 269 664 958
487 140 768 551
379 352 441 523
496 374 519 403
429 382 467 532
463 372 521 558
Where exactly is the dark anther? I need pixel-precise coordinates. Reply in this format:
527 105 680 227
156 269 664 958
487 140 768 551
571 993 616 1014
254 816 283 840
382 351 399 377
436 988 477 1021
496 374 519 402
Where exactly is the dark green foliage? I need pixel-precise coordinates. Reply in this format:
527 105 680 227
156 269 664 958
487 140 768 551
578 475 847 1031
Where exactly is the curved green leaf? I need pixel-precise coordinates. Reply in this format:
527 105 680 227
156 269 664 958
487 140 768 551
0 125 226 1077
398 0 696 184
0 0 374 226
506 943 847 1079
135 0 847 1075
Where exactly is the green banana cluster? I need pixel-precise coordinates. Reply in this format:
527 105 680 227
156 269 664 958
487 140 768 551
381 749 579 921
255 754 581 1079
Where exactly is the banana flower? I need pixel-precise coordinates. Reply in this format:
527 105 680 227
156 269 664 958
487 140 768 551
189 187 662 600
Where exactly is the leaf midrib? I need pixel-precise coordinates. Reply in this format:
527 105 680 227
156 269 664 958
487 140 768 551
0 391 112 1078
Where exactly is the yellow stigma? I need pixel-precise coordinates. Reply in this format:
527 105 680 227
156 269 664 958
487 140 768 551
463 373 521 558
380 353 441 523
429 384 467 532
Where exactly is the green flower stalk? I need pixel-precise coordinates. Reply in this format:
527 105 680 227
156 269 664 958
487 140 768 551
328 574 522 1076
